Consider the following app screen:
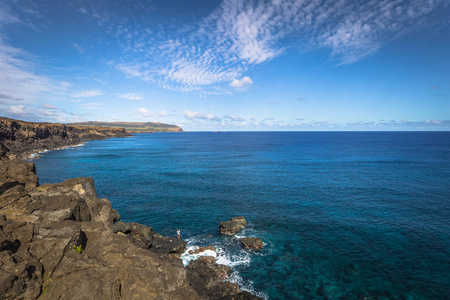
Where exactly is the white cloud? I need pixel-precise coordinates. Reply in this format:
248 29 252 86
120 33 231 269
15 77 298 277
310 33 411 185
7 104 27 115
36 109 55 116
82 102 102 109
229 76 253 89
224 115 245 122
183 110 221 121
0 39 54 103
109 0 444 91
42 103 57 109
73 43 84 54
134 107 153 117
71 90 102 98
156 110 167 117
116 93 143 100
59 81 73 88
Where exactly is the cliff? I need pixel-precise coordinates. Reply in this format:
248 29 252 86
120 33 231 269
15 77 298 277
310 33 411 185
0 118 261 299
0 117 131 157
68 121 183 133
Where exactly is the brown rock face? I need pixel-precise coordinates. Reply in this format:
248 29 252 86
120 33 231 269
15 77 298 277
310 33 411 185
219 216 247 235
240 237 264 250
0 157 200 300
0 157 263 299
0 117 131 158
188 246 217 255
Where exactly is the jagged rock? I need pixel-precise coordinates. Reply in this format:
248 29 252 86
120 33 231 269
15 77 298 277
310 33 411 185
113 221 187 256
0 155 261 299
219 216 247 235
187 257 238 298
240 238 264 250
0 116 130 158
189 246 217 255
198 256 216 264
0 216 43 300
0 158 38 194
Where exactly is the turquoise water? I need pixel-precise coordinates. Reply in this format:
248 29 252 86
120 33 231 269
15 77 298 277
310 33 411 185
34 132 450 299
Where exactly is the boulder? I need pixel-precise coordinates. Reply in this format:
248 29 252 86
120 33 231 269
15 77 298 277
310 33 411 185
220 216 247 235
240 237 264 250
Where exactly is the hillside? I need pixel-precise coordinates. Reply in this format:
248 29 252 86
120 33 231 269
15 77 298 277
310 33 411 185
68 121 183 133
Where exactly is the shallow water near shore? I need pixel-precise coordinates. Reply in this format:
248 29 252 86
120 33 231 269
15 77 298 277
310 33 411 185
34 132 450 299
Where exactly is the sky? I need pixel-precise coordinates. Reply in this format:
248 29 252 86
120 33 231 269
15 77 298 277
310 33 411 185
0 0 449 131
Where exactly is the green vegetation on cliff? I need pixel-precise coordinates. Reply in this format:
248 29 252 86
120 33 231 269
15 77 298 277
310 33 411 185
68 121 183 133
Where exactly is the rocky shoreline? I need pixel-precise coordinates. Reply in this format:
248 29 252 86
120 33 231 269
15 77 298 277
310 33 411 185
0 118 262 299
0 117 131 158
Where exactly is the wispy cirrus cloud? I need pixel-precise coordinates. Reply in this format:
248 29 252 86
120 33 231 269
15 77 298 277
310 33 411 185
106 0 445 93
42 103 57 109
82 102 102 109
116 93 144 100
183 110 221 121
71 90 102 98
0 40 54 103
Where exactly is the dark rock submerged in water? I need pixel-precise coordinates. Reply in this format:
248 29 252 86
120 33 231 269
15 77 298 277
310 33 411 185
219 216 247 235
240 238 264 250
0 157 262 299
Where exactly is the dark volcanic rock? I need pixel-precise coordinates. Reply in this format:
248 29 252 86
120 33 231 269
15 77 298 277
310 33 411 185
240 238 264 250
113 220 187 257
0 157 202 300
189 246 217 255
187 257 237 297
0 117 131 158
0 157 38 195
219 216 247 235
0 149 262 298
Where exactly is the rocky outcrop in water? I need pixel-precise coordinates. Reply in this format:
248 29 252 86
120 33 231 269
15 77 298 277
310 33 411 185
0 117 131 157
240 238 264 250
0 157 262 299
188 246 217 255
219 216 247 235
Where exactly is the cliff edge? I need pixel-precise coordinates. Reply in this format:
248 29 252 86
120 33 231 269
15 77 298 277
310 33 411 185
0 118 261 299
0 117 131 157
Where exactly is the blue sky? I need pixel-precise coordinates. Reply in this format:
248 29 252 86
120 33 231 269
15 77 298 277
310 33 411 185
0 0 449 131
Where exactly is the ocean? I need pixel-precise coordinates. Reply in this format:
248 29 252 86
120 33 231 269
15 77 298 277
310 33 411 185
33 132 450 299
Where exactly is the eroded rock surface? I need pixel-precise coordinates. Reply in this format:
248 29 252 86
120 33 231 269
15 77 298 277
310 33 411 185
219 216 247 235
240 238 264 250
0 157 262 299
0 116 131 158
189 246 217 255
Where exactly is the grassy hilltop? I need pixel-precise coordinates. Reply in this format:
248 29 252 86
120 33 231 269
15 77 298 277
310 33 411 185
68 121 183 133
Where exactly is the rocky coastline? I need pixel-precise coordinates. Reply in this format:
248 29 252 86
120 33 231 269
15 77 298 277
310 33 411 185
0 117 131 158
0 118 262 299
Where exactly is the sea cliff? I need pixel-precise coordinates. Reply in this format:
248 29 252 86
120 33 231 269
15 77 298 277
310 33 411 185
0 117 131 157
0 118 261 299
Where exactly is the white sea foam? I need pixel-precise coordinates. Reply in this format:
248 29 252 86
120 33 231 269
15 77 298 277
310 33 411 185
27 143 85 160
181 246 217 266
182 234 268 299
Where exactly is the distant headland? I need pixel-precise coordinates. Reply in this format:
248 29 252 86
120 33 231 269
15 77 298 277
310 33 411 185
0 117 182 158
67 121 183 133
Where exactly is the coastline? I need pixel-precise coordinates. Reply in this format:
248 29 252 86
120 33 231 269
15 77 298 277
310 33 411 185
0 118 262 299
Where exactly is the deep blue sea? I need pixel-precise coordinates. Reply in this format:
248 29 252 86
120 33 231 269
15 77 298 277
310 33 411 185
33 132 450 299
